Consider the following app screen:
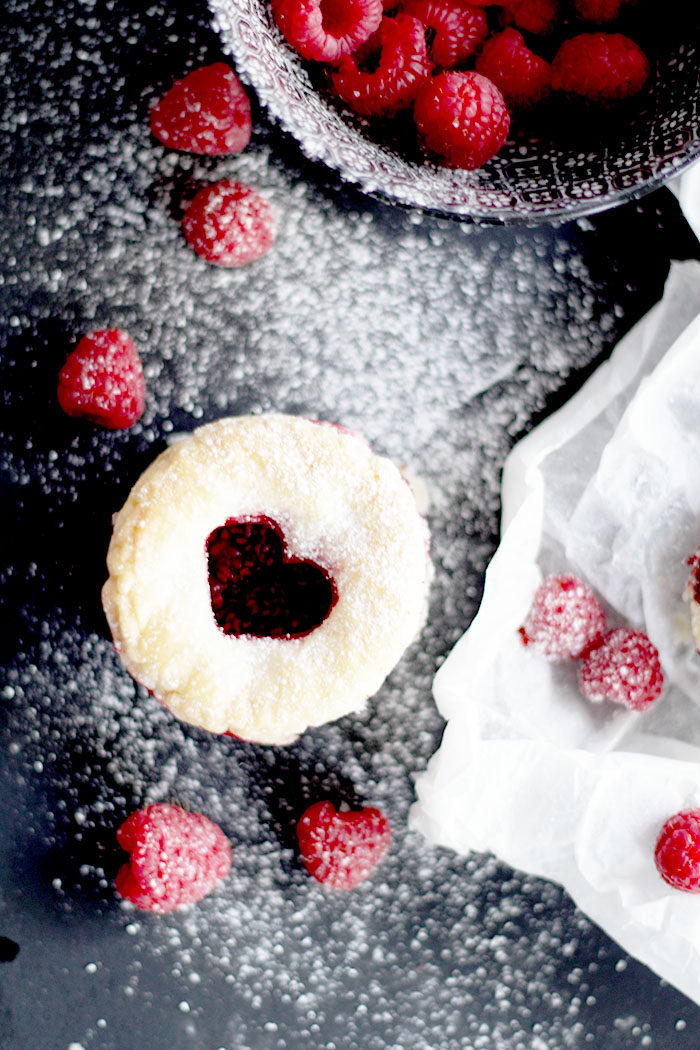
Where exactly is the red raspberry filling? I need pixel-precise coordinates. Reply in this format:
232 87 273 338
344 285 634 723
475 28 551 108
400 0 488 69
655 810 700 893
149 63 252 156
207 516 337 639
272 0 383 62
519 574 606 660
413 70 510 170
331 14 432 117
578 627 663 711
297 800 391 890
182 180 275 267
551 32 649 102
57 328 145 430
115 803 232 912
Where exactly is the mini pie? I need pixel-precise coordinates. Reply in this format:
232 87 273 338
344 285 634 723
102 414 432 744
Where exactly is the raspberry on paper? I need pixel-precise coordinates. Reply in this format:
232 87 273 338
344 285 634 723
331 14 432 117
655 810 700 893
150 63 252 156
578 627 663 711
413 70 510 170
551 32 649 102
400 0 488 69
115 803 232 913
297 800 391 890
57 328 145 429
272 0 383 62
519 574 605 660
475 28 551 108
182 180 275 267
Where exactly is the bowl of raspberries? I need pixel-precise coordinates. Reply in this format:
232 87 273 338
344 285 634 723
210 0 700 221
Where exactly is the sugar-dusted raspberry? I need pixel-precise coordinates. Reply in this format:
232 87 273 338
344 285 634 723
413 70 510 170
519 574 605 660
578 627 663 711
149 63 252 156
655 810 700 893
399 0 487 68
115 803 232 912
297 800 391 890
573 0 628 21
551 32 649 102
272 0 382 61
504 0 559 34
475 28 551 108
686 546 700 605
57 328 145 429
331 14 432 117
182 180 275 267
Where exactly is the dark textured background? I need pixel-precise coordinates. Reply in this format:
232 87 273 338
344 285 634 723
2 2 700 1048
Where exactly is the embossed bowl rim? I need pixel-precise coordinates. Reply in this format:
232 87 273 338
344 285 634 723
210 0 700 223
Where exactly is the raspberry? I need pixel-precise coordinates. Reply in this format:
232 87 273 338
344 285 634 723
413 70 510 170
272 0 382 61
573 0 627 21
504 0 559 34
207 516 337 638
331 14 432 117
400 0 488 68
475 28 551 108
578 627 663 711
551 32 649 102
297 801 391 890
115 803 232 912
57 328 145 429
149 63 252 156
519 574 606 660
182 180 275 267
686 546 700 604
655 810 700 893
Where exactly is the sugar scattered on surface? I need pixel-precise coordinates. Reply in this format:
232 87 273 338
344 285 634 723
1 0 698 1047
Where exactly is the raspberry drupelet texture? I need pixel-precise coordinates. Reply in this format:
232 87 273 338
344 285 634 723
519 574 606 660
115 803 232 912
551 32 649 101
504 0 559 34
149 63 252 156
400 0 488 69
578 627 663 711
413 70 510 170
475 27 551 108
655 810 700 893
182 180 275 266
573 0 628 21
331 14 432 117
297 801 391 890
272 0 383 61
57 328 145 429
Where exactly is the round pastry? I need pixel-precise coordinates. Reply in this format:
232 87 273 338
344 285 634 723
102 413 432 744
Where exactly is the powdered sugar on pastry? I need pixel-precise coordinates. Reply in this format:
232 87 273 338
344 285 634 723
101 413 432 744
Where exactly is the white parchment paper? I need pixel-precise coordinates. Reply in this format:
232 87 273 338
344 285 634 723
412 255 700 1006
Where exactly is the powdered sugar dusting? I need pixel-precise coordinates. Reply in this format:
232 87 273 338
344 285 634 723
1 0 698 1046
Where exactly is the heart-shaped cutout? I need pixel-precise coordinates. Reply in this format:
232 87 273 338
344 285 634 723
207 515 337 639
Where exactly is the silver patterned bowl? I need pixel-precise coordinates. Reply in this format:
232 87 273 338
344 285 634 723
210 0 700 222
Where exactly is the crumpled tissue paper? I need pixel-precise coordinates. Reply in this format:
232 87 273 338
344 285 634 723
412 216 700 1003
